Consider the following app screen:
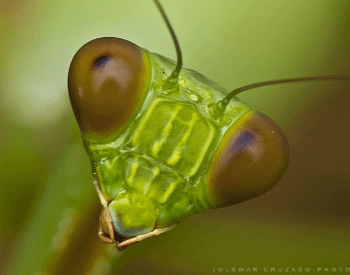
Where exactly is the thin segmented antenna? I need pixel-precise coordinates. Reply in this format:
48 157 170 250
218 75 350 109
154 0 183 90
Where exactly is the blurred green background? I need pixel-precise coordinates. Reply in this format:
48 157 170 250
1 0 349 274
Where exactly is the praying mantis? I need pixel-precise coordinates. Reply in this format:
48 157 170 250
6 1 349 274
68 0 349 250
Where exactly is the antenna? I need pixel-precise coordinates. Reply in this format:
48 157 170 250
153 1 350 110
218 75 350 110
154 0 183 92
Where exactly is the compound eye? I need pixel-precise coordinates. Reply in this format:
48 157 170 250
68 37 150 143
207 110 290 208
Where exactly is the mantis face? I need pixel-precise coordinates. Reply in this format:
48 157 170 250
67 0 348 250
68 35 289 249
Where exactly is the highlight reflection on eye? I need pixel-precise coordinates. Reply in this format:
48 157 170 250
93 55 111 68
229 130 264 163
233 131 254 151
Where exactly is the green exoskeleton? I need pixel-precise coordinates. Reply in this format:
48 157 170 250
68 0 350 250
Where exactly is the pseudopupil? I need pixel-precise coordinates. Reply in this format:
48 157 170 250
94 55 111 68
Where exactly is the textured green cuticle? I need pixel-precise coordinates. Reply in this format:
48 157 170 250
131 100 215 177
96 157 125 202
85 51 251 238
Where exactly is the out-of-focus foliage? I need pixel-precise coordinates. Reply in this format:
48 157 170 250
1 0 349 274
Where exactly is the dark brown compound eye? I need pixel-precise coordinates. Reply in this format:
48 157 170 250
68 37 151 143
207 110 290 208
